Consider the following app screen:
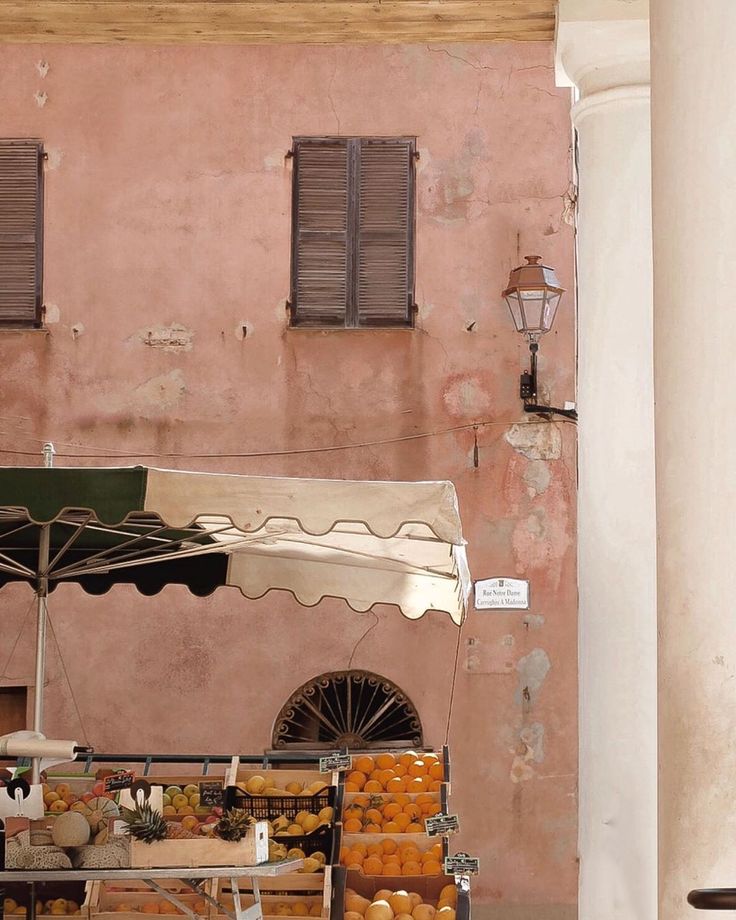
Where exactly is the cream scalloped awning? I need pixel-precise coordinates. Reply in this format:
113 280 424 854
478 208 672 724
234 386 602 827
0 466 470 624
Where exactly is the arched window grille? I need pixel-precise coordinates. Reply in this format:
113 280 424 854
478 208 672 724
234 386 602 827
272 670 423 751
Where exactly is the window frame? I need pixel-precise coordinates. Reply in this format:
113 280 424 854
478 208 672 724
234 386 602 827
0 138 44 329
289 135 417 330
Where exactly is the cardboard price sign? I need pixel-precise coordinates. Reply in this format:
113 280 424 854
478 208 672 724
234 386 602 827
425 813 460 837
444 853 480 876
319 753 352 772
103 771 135 792
199 782 224 807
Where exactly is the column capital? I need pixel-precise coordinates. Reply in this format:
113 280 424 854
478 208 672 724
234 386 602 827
555 0 650 98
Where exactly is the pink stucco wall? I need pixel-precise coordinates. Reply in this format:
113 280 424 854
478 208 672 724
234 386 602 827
0 41 576 920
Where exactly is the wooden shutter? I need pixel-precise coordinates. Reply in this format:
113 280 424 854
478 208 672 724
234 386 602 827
356 139 414 327
0 141 43 326
291 139 349 326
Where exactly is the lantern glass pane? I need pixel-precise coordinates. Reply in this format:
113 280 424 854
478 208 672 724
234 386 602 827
504 293 525 333
543 292 562 332
519 289 545 333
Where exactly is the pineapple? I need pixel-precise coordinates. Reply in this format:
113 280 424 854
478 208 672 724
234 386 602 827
214 809 255 842
121 801 168 844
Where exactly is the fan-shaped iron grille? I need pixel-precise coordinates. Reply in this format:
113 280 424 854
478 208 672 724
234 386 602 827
272 670 423 750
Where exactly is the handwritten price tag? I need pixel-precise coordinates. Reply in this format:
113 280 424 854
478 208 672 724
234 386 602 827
319 753 352 772
425 813 460 837
103 771 135 792
444 853 480 876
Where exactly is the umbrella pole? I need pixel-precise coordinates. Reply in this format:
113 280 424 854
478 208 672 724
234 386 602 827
31 523 50 784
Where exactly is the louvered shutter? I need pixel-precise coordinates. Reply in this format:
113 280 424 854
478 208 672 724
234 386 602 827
291 140 349 326
356 139 414 327
0 141 43 326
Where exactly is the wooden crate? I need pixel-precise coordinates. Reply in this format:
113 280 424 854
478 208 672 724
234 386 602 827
110 820 269 869
213 867 331 916
84 880 214 920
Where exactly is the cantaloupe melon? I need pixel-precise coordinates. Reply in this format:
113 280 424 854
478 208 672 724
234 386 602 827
436 908 455 920
345 912 364 920
345 894 371 916
388 893 413 915
438 886 457 906
374 891 393 904
412 906 435 920
365 901 394 920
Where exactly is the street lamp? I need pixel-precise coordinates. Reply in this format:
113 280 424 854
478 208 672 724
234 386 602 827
502 255 577 421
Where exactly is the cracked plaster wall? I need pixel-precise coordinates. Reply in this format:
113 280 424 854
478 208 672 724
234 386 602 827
0 42 577 917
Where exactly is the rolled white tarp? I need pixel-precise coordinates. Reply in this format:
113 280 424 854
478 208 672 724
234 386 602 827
0 731 81 762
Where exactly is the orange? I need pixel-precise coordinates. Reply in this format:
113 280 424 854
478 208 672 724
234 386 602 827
429 762 444 781
376 753 397 770
399 846 420 862
428 780 443 793
354 755 375 775
377 769 396 786
382 856 402 870
402 861 422 876
406 778 425 794
394 813 411 831
352 842 368 856
364 780 383 794
381 838 398 855
344 818 363 834
430 843 443 859
365 823 383 834
403 804 421 820
394 793 411 807
345 855 363 869
421 852 437 864
386 776 406 794
363 856 384 876
383 802 402 819
345 804 364 820
348 771 367 790
353 794 370 808
370 769 383 780
406 822 424 834
398 751 418 768
398 839 418 851
366 808 383 825
422 861 442 876
407 761 427 778
340 846 350 862
425 803 442 817
345 781 360 793
382 821 401 834
367 843 383 857
393 763 408 777
420 753 439 766
415 793 434 807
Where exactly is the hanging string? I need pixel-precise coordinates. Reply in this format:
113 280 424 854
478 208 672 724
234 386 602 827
444 617 466 746
0 596 35 681
46 611 90 745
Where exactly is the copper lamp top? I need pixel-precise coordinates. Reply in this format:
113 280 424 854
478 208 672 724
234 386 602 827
503 255 565 296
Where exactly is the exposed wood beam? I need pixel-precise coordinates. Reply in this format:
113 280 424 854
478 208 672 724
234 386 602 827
0 1 556 44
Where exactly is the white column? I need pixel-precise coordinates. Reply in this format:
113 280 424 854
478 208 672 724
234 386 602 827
651 3 736 917
556 4 657 920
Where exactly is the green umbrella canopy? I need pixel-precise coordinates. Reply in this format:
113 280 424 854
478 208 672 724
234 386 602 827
0 466 470 622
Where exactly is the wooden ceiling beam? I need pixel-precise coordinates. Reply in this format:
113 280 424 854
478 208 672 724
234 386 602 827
0 0 556 43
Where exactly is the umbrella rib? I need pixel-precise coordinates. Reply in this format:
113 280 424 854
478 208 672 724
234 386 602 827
0 553 35 577
52 530 282 579
0 520 37 544
46 512 94 573
50 522 226 578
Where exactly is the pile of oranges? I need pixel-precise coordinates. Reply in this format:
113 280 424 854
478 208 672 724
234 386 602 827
342 795 442 833
340 839 444 877
346 753 444 796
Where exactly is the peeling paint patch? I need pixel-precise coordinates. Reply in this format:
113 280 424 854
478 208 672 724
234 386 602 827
36 60 49 77
523 613 545 630
137 324 193 351
71 323 84 338
34 91 47 108
505 422 561 460
442 375 491 418
44 303 60 324
510 721 545 783
523 459 551 496
464 636 514 675
515 648 551 705
133 369 186 409
263 149 286 170
45 148 63 171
